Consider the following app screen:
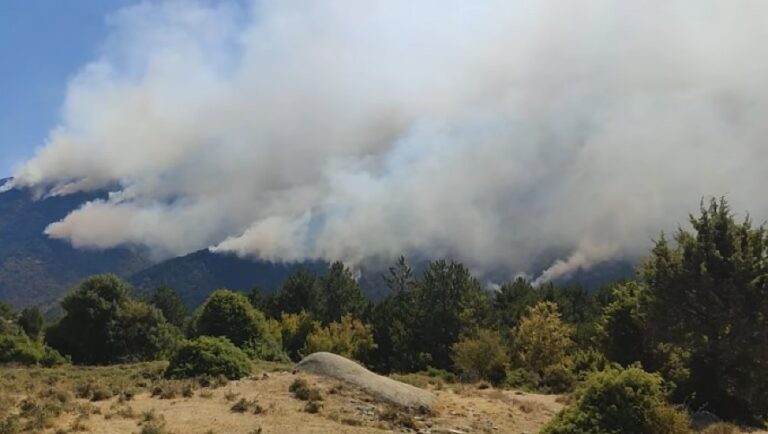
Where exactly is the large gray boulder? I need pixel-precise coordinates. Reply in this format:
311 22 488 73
295 352 436 410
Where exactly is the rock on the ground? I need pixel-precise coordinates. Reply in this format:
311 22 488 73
295 352 436 410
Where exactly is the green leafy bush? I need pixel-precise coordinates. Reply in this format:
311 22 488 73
242 335 290 363
421 367 457 383
542 366 691 434
0 334 67 366
0 334 43 365
504 368 539 391
571 348 612 380
451 329 508 385
41 346 69 367
165 336 251 380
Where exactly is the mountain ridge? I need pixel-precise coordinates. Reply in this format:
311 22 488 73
0 182 634 309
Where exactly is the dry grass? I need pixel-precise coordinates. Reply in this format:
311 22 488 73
0 360 572 434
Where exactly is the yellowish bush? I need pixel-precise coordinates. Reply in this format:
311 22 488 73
303 315 375 361
451 329 508 384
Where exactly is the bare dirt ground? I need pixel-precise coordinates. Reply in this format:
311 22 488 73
1 363 765 434
0 363 562 434
61 372 562 434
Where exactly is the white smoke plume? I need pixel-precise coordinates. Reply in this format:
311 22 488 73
6 0 768 281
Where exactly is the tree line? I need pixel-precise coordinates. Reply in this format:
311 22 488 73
0 198 766 428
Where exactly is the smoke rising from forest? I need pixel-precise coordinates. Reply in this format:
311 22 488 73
5 0 768 281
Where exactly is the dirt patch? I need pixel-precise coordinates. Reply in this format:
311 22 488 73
0 364 564 433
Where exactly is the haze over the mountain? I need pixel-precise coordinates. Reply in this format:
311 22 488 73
0 178 149 306
5 1 768 285
0 179 632 308
0 180 325 307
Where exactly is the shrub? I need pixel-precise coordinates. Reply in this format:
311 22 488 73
451 329 508 385
304 401 322 413
242 336 290 363
421 367 457 383
0 416 19 434
303 314 376 361
165 336 251 380
90 386 113 402
193 290 268 347
230 398 252 413
0 334 43 365
571 348 611 380
0 334 66 367
542 366 691 434
504 368 539 391
279 311 316 360
41 347 69 367
289 378 322 401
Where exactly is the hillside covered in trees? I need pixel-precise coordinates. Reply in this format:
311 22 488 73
1 198 766 432
0 182 633 309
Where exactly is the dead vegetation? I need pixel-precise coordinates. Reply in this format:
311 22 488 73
1 362 759 434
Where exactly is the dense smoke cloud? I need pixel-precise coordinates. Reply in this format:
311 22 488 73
5 0 768 281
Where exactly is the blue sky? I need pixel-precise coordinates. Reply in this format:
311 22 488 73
0 0 135 177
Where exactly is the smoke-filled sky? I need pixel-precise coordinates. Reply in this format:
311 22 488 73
4 0 768 282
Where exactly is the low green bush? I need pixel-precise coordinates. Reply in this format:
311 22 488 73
164 336 251 380
0 334 67 367
571 348 611 380
504 368 539 391
421 367 457 383
542 366 691 434
242 336 290 363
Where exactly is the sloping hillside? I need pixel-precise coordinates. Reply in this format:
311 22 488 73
0 179 635 309
0 181 150 307
129 249 328 307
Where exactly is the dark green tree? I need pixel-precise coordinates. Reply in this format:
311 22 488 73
148 286 188 327
596 281 650 367
46 274 178 364
493 277 539 329
317 261 369 324
643 198 768 423
247 286 276 317
17 307 44 339
412 259 492 370
273 268 321 316
115 301 181 362
193 289 268 347
371 256 420 372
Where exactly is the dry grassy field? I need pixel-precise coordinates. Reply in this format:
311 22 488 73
0 361 562 434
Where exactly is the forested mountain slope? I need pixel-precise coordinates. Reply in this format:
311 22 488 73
0 180 150 306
